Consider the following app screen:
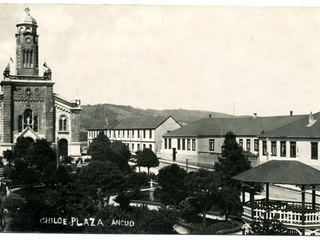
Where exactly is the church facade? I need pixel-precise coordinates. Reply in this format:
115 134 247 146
0 8 82 158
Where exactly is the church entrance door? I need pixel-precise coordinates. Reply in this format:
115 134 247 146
58 139 68 160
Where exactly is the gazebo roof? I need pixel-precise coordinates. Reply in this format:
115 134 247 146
233 160 320 185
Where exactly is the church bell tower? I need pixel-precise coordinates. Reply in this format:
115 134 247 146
0 7 81 157
15 7 39 76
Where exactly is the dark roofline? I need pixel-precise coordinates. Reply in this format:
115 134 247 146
259 136 320 139
87 128 108 131
154 115 182 129
258 111 320 138
163 134 261 138
109 115 181 130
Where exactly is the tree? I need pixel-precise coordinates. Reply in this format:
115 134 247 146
184 169 220 227
76 161 126 209
19 167 39 187
53 165 70 185
126 172 149 188
136 207 179 234
216 183 242 221
13 158 28 180
136 148 159 175
109 141 131 173
87 132 111 161
14 136 32 160
214 131 251 184
214 131 252 220
26 139 56 174
110 140 131 160
156 164 187 206
54 183 97 224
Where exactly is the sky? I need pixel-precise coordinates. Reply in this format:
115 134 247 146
1 1 320 117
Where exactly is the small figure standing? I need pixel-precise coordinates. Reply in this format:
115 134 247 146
3 64 10 78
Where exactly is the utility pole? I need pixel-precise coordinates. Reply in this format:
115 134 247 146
186 159 188 173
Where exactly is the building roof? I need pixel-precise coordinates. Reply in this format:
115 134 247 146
259 112 320 139
54 93 81 110
109 115 180 130
87 122 108 130
18 11 37 25
233 160 320 185
163 114 308 138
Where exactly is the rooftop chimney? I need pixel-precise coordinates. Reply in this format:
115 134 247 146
209 114 212 118
309 112 314 124
290 111 293 116
253 113 257 118
307 112 316 127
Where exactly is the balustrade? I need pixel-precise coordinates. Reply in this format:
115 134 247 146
244 198 320 226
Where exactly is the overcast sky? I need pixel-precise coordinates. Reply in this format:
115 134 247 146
1 2 320 116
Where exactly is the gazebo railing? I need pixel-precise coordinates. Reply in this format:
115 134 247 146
252 199 320 211
243 198 320 226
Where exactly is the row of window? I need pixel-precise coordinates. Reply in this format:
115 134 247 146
260 141 319 159
238 139 259 152
127 143 152 152
88 130 106 139
163 138 318 160
109 129 153 140
164 138 196 151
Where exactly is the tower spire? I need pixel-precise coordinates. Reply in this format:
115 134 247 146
25 7 30 15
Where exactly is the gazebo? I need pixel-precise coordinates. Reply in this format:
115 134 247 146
233 160 320 235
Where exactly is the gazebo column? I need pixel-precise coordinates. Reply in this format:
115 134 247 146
301 185 306 236
250 185 255 219
242 183 246 205
242 183 246 235
312 185 316 210
266 183 269 218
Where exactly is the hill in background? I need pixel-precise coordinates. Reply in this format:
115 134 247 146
80 103 245 131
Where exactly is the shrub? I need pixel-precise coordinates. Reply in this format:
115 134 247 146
19 167 40 186
126 172 149 188
2 193 26 211
53 165 70 185
250 214 287 235
14 159 28 176
130 187 143 200
114 193 131 210
178 198 198 218
191 221 237 234
3 165 10 178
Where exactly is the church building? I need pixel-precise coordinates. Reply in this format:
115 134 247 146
0 8 82 158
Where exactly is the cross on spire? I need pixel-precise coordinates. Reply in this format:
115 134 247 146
25 7 30 15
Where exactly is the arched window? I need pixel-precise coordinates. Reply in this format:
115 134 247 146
18 115 23 132
33 116 38 132
59 115 67 132
22 50 33 68
24 109 32 128
19 109 39 132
